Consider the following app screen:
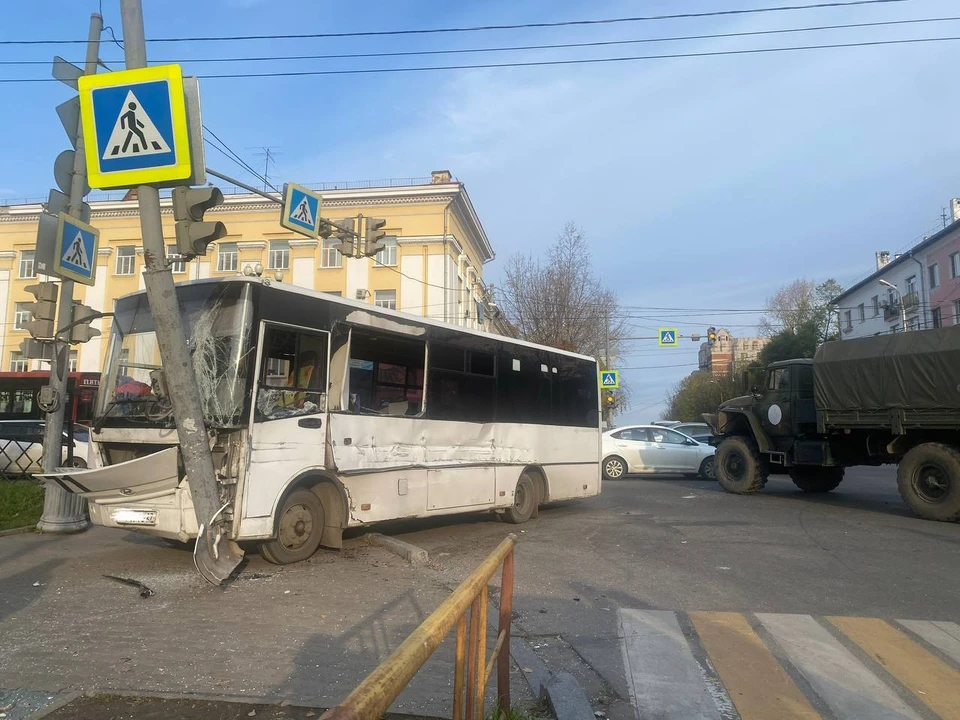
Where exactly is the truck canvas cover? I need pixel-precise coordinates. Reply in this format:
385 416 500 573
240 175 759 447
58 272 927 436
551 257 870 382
814 325 960 412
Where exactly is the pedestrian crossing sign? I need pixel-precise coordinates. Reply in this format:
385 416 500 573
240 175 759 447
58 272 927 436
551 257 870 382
53 213 99 286
600 371 619 389
280 182 323 238
658 328 679 347
79 64 192 189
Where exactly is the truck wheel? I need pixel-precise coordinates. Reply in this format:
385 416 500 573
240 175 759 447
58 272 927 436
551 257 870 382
789 466 844 493
260 489 325 564
715 437 768 494
897 443 960 522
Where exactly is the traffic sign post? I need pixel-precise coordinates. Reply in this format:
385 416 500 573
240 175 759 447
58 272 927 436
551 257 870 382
280 182 322 238
600 370 620 389
658 328 679 347
78 63 193 189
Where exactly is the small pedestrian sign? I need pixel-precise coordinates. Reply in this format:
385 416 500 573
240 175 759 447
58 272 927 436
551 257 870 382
54 213 99 286
280 183 322 238
79 64 192 189
658 328 679 347
600 371 620 389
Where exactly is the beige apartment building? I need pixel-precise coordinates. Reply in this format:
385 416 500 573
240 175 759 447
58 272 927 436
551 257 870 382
0 170 508 374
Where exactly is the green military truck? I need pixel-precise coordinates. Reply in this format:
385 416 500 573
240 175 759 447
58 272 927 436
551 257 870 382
704 325 960 521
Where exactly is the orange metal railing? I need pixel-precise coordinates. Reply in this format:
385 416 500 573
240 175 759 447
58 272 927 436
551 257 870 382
320 534 517 720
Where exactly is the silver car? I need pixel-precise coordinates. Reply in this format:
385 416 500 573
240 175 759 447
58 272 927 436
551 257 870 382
602 424 716 481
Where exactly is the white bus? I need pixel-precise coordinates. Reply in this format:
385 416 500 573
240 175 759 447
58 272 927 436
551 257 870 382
46 278 601 563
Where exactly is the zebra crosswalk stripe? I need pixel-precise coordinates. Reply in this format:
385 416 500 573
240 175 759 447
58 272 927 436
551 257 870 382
618 611 960 720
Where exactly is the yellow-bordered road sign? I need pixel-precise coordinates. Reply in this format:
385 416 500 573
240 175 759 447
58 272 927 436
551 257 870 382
79 64 192 189
658 328 679 347
600 370 620 389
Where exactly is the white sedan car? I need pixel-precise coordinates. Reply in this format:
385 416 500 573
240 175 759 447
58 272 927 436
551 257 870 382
602 424 716 481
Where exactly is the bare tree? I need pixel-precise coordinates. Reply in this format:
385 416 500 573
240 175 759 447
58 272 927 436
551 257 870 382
759 278 844 342
498 223 628 412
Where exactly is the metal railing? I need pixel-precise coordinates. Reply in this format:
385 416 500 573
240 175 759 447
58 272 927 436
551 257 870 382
320 534 517 720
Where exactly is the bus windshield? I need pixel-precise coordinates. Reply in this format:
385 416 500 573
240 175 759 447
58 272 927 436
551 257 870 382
95 282 256 428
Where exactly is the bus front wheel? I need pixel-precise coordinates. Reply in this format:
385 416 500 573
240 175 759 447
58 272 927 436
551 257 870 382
261 489 325 564
504 472 538 524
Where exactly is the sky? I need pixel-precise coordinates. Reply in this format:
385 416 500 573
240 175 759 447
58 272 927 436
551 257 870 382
3 0 960 422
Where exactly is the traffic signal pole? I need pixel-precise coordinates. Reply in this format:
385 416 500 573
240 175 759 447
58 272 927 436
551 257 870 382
120 0 243 584
37 13 102 534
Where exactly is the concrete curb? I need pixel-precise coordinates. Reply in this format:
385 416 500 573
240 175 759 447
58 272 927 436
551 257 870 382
365 533 429 566
511 639 596 720
0 526 35 538
21 691 81 719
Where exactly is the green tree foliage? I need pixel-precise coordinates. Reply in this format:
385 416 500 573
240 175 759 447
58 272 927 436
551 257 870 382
757 319 822 366
663 371 741 422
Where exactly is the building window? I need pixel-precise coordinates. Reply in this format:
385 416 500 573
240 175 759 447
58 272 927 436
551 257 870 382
932 307 942 329
954 299 960 325
908 317 919 331
320 239 342 269
19 250 35 279
167 245 186 274
115 246 136 275
857 303 865 322
268 240 289 270
217 243 238 273
68 350 78 372
929 263 940 289
13 302 32 330
844 310 852 331
374 289 397 310
322 290 342 297
374 237 397 267
9 352 28 372
906 275 917 296
951 252 960 279
871 295 880 317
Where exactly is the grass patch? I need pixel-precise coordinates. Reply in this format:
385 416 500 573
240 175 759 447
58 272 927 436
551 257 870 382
0 478 44 531
488 705 553 720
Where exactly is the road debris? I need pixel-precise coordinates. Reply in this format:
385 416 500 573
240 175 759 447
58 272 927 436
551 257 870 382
103 574 155 598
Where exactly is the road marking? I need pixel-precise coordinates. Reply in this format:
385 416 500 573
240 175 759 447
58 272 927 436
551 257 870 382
829 616 960 720
898 620 960 665
757 613 922 720
618 609 723 720
689 612 820 720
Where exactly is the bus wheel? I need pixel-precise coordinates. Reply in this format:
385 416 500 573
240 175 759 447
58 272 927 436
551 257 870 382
260 489 325 564
504 473 537 524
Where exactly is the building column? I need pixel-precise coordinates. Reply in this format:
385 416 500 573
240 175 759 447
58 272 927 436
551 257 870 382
37 486 88 533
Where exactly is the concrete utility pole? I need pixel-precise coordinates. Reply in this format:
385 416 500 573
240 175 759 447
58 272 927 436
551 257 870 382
37 13 102 534
120 0 243 583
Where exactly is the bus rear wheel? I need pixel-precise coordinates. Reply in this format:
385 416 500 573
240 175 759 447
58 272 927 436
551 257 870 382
260 489 325 564
504 473 538 524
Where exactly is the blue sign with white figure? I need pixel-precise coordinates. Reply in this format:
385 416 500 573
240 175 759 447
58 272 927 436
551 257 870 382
280 182 323 238
54 213 99 286
658 328 679 347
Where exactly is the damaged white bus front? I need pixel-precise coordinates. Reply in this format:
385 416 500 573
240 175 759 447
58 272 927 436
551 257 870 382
45 281 256 544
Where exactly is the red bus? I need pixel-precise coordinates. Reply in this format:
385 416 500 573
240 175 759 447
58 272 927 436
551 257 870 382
0 371 100 423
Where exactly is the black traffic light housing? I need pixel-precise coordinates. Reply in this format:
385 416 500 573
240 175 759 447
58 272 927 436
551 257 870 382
22 282 59 339
69 302 101 344
173 186 228 257
364 217 387 257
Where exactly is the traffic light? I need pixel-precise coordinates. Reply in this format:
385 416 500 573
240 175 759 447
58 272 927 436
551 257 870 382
173 186 227 257
364 217 387 257
22 282 59 339
708 327 717 344
332 218 356 257
69 302 101 344
603 390 615 407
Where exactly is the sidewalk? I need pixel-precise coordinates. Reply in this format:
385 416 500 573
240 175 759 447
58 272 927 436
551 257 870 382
0 527 534 719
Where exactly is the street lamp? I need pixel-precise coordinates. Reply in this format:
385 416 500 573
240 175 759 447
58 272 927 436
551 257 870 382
879 279 907 331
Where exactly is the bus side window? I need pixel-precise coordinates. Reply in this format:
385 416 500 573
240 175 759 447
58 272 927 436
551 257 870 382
256 328 328 421
347 329 425 416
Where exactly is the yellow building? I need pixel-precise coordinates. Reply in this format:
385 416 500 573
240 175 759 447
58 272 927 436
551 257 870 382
0 170 508 374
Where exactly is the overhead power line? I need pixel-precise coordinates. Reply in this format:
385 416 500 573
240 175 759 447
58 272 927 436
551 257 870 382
3 35 954 84
0 0 916 45
5 16 955 66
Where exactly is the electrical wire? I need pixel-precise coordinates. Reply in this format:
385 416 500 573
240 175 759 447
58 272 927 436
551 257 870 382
203 125 280 192
0 1 916 45
7 16 955 66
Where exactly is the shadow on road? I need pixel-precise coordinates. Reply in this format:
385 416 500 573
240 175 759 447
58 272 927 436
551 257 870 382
0 557 64 624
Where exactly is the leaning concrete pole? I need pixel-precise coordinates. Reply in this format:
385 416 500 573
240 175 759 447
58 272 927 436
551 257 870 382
37 13 102 534
120 0 243 583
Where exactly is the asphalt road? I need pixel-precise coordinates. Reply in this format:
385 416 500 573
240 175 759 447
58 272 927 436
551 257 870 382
382 466 960 719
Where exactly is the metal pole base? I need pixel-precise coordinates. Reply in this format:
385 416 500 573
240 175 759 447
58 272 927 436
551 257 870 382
37 484 89 533
193 523 244 586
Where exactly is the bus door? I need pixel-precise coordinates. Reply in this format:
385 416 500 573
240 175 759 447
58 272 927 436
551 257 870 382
246 324 330 516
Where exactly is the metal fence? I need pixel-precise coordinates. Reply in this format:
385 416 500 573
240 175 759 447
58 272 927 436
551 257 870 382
320 534 517 720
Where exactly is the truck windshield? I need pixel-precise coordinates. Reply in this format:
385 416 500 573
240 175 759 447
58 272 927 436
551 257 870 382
95 282 256 429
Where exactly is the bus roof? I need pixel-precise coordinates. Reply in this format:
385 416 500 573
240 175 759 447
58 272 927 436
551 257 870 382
115 276 599 364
